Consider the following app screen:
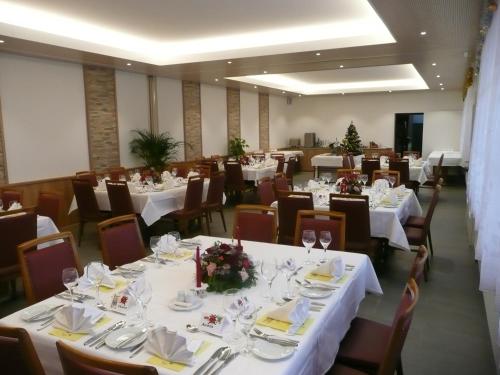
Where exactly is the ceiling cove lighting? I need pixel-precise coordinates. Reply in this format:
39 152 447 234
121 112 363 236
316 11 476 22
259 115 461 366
227 64 429 95
0 0 395 65
0 39 4 43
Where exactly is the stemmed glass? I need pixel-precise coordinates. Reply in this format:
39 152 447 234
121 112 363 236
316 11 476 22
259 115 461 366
128 278 153 326
62 267 79 303
319 231 332 263
85 261 105 307
171 168 178 178
260 260 278 300
302 230 316 265
238 310 258 354
360 174 368 187
223 288 242 321
281 258 298 299
167 231 181 255
387 176 396 188
150 236 161 266
0 199 3 211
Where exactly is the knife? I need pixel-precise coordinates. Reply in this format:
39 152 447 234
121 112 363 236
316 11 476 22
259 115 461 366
84 320 125 346
115 327 148 349
209 352 239 375
249 333 299 347
202 347 231 375
192 347 226 375
27 304 65 322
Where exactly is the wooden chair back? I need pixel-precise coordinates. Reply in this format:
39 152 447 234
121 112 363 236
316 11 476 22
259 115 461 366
336 169 361 179
277 192 314 245
409 245 428 285
294 210 346 250
75 171 98 187
361 159 381 186
372 170 400 186
36 191 62 227
257 177 276 206
234 204 277 243
0 326 46 375
71 178 100 220
388 159 410 184
108 166 128 181
105 180 135 217
1 189 23 208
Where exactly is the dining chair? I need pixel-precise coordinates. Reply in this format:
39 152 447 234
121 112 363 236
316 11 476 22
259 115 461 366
274 173 290 193
409 245 428 284
201 160 219 175
361 159 381 186
329 194 380 260
372 170 400 186
1 189 23 208
195 164 211 178
108 166 128 181
234 204 277 243
423 153 444 188
276 158 285 174
388 159 420 193
293 209 346 250
284 157 296 187
257 177 276 206
0 210 37 299
0 326 46 375
336 169 361 179
71 178 108 245
334 279 419 375
97 214 146 270
342 154 355 169
17 232 83 305
328 364 369 375
277 191 314 245
252 152 266 160
56 340 158 375
202 171 227 235
36 191 62 228
404 185 441 257
75 171 98 187
105 180 135 217
224 161 247 201
163 176 205 235
270 153 285 160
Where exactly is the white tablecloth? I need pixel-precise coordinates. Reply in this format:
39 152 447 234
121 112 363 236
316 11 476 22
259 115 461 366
382 161 430 185
69 180 215 226
242 165 277 183
0 235 381 375
311 154 344 168
37 215 60 249
267 150 304 161
427 151 463 167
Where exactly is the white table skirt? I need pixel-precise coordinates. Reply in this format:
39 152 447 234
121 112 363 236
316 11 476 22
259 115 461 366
242 165 277 183
69 180 218 226
427 151 463 167
37 215 60 249
311 154 344 168
266 150 304 161
382 162 430 185
0 235 381 375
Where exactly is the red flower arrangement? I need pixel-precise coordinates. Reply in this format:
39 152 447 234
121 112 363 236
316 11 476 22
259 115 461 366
337 173 363 194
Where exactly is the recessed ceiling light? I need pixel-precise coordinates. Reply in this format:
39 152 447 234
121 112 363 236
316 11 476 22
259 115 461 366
227 61 232 64
420 31 427 36
298 94 302 97
439 83 443 86
440 87 444 90
339 65 344 68
436 74 440 78
263 70 268 74
214 78 219 82
253 85 257 88
341 92 345 95
432 62 437 66
388 90 392 93
282 91 286 94
315 52 321 56
126 62 132 66
0 40 4 43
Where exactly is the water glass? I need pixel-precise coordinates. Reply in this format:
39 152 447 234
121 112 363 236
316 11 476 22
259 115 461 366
62 267 79 303
150 236 161 266
223 288 242 321
260 260 277 300
85 261 105 306
167 231 181 254
238 311 258 354
302 230 316 265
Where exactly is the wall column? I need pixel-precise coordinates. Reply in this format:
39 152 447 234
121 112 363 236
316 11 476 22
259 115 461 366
0 98 7 184
148 75 159 135
259 93 270 151
83 66 120 171
182 81 203 160
226 88 241 148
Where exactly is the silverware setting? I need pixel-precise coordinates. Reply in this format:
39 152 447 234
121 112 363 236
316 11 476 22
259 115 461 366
84 320 126 346
36 316 57 331
115 327 148 349
252 328 300 347
193 346 227 375
26 304 64 322
295 279 338 290
58 291 93 300
209 351 238 375
202 347 232 375
129 342 145 358
55 294 85 303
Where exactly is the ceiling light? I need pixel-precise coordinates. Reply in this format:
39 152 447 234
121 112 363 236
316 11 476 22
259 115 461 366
282 91 286 94
432 62 437 66
227 61 232 64
420 31 427 36
298 94 302 97
341 92 345 95
0 39 4 43
263 70 268 74
388 90 392 93
126 62 132 66
339 65 344 68
315 52 321 56
439 83 443 86
214 78 219 82
441 87 444 90
436 75 440 78
253 85 257 88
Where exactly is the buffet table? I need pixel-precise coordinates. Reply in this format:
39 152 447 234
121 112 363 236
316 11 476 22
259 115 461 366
0 236 382 375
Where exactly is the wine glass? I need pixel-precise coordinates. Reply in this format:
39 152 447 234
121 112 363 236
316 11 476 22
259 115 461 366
388 176 396 188
238 310 258 354
319 231 332 263
62 267 79 303
223 288 242 321
260 260 277 300
85 261 105 306
281 258 298 299
0 199 3 211
302 230 316 265
149 236 161 266
137 281 153 326
167 231 181 255
171 168 178 178
360 174 368 187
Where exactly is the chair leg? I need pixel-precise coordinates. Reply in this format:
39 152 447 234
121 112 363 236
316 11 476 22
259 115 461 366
219 209 227 232
427 230 434 257
78 220 85 246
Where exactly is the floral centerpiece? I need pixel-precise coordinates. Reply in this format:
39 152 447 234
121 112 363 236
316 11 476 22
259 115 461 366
201 241 257 292
336 174 363 194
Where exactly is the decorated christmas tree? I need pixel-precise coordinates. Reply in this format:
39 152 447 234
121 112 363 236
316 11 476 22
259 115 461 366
341 121 363 155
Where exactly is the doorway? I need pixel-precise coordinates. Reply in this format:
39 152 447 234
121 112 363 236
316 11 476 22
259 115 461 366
394 113 423 156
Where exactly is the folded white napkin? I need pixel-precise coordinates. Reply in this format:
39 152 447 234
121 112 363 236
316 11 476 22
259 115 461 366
372 178 389 190
395 185 406 194
161 171 172 181
267 298 310 334
311 256 345 278
53 304 103 333
131 172 142 183
7 202 22 210
159 234 177 253
145 327 202 365
187 171 199 178
385 191 398 205
308 180 320 189
413 159 423 166
79 264 116 289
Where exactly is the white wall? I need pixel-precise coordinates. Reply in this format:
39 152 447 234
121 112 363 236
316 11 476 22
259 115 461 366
270 90 463 158
115 70 149 168
240 90 259 152
0 53 89 182
200 84 227 157
157 77 185 161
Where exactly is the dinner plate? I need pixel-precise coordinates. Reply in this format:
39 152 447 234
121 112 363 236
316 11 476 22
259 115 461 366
105 327 148 349
119 262 146 273
168 296 203 311
252 339 295 360
299 287 333 299
20 304 55 322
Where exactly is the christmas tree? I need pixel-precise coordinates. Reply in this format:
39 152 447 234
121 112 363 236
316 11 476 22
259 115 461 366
341 121 363 155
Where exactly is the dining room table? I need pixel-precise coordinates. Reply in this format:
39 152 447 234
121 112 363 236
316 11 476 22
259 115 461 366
0 235 382 375
241 164 278 184
37 215 60 249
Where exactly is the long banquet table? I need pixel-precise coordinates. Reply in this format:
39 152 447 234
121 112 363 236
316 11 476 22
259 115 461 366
0 236 382 375
69 180 213 226
241 165 277 184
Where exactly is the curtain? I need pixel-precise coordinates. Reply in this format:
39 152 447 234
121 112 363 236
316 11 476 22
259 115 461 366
459 82 476 168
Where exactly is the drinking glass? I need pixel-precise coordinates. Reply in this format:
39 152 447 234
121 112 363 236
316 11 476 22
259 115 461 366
62 267 79 303
360 174 368 186
167 231 181 255
260 260 277 300
223 288 242 321
238 310 258 354
149 236 161 266
281 258 297 299
85 261 105 306
319 231 332 263
0 199 3 211
388 176 396 188
137 281 152 325
302 230 316 265
171 168 178 178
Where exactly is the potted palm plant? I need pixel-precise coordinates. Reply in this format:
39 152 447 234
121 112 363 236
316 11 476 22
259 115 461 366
228 137 249 157
129 129 184 172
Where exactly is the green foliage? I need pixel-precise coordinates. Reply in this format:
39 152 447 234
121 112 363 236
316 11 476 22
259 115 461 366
129 129 184 172
228 137 249 157
341 121 363 156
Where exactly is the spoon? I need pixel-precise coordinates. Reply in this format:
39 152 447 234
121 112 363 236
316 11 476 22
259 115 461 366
186 324 200 333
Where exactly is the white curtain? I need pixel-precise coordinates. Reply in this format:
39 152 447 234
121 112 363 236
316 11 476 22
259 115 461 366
467 10 500 337
459 82 476 168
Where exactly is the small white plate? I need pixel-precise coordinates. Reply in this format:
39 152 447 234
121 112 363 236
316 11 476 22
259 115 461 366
105 327 147 349
20 305 54 322
299 287 333 299
168 297 203 311
120 262 146 273
252 339 295 360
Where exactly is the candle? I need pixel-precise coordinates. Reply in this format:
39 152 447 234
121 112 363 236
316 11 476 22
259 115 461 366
195 246 201 288
236 225 242 248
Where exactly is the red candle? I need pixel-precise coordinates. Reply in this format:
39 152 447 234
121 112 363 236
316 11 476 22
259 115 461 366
236 225 242 249
195 246 201 287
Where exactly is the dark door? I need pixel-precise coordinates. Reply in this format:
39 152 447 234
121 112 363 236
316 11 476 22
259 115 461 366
394 113 423 156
